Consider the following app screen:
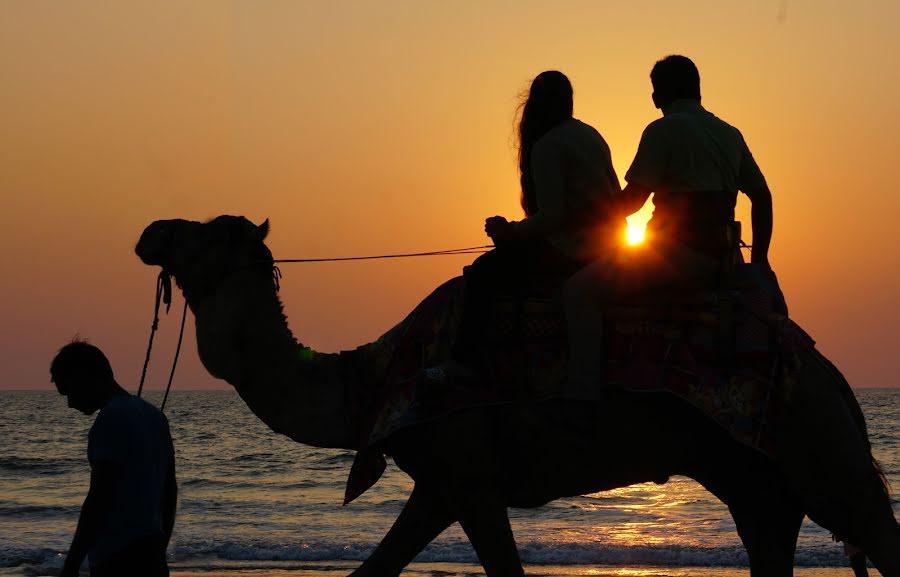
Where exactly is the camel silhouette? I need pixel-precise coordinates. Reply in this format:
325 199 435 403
136 215 900 577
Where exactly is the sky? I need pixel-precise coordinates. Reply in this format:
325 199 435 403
1 0 898 390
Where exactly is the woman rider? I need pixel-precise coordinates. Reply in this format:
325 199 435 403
443 70 624 380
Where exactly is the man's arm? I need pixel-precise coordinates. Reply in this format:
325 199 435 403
743 182 773 267
162 450 177 546
737 137 772 266
619 182 653 217
622 122 666 218
60 464 117 577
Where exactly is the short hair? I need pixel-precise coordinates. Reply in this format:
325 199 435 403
650 55 701 106
50 338 114 385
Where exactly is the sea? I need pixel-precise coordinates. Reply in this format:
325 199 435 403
1 389 897 577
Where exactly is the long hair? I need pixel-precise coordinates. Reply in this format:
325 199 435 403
516 71 573 216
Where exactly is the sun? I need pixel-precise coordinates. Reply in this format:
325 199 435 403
624 200 653 246
625 223 646 246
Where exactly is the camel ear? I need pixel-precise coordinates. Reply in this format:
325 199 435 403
257 219 270 239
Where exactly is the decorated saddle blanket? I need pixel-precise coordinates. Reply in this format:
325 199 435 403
344 264 811 503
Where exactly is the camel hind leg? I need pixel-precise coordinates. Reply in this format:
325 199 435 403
825 471 900 577
692 427 805 577
780 346 900 576
728 487 804 577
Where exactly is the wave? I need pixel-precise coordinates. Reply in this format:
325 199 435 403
2 538 854 570
0 546 63 570
0 457 79 476
0 528 863 571
179 477 317 490
0 502 81 518
165 538 845 568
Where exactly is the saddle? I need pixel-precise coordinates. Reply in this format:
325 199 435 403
345 229 801 503
487 223 785 377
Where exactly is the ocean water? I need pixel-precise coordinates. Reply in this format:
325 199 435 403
1 389 897 577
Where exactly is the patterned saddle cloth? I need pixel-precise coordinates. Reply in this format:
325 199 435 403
344 264 810 503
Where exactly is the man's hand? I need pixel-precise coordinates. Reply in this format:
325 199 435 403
59 561 81 577
485 216 516 245
620 182 653 217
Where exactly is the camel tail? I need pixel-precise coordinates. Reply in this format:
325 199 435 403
814 349 892 497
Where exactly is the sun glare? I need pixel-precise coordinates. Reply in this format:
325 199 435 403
625 223 646 246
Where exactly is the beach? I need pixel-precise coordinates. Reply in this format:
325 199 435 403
166 563 871 577
4 562 875 577
4 562 874 577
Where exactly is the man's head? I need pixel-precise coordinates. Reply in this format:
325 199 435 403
650 55 701 110
50 339 119 415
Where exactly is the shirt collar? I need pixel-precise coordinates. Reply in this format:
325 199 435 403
661 99 705 116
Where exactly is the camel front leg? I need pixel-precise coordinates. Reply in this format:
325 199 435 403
349 484 454 577
426 409 526 577
453 494 524 577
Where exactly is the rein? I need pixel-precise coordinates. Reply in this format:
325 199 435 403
271 245 493 264
137 270 188 413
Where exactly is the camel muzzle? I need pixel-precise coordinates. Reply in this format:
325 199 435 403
136 220 176 269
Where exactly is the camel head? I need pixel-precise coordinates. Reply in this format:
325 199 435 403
136 215 272 302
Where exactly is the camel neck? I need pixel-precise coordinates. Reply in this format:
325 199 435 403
189 268 362 450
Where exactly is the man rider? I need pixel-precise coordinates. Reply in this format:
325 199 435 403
565 54 774 387
623 54 772 271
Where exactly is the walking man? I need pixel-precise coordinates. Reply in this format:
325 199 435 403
51 339 176 577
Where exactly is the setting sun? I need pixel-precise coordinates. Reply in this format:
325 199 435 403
626 223 646 245
624 199 654 247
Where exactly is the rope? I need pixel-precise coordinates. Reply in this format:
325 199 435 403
272 245 493 264
160 300 188 413
272 240 750 263
137 271 172 398
137 270 186 414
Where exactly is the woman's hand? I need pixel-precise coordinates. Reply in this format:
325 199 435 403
485 216 515 245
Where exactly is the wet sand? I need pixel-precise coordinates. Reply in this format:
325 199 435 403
5 559 862 577
165 561 859 577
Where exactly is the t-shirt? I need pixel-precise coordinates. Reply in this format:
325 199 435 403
87 395 174 567
513 118 623 260
625 99 767 232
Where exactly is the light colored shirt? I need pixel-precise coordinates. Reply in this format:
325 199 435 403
87 395 173 567
513 118 622 259
625 99 766 195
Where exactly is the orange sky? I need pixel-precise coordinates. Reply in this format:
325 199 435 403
2 1 899 390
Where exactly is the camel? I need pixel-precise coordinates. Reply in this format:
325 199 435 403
135 215 900 577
